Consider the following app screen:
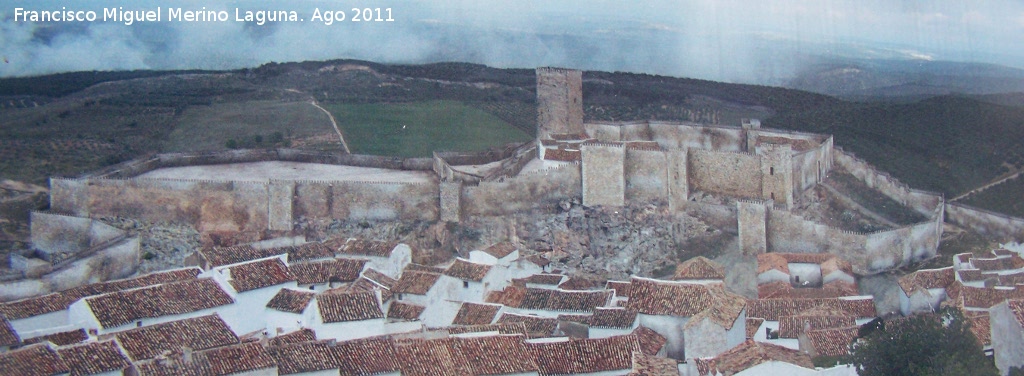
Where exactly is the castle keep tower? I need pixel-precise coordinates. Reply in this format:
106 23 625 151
536 67 584 139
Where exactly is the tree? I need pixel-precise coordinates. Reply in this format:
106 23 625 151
850 307 997 376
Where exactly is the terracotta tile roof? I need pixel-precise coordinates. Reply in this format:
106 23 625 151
361 268 397 289
0 267 200 320
490 286 612 313
391 270 441 295
335 335 401 375
348 277 393 303
778 315 856 338
23 329 87 347
756 253 789 274
527 335 642 375
758 280 860 299
444 258 492 282
114 314 239 361
590 307 637 329
697 339 813 376
404 263 446 274
972 255 1024 271
627 278 746 329
199 244 284 268
268 328 317 347
452 302 502 325
746 297 876 321
629 351 679 376
289 242 336 261
388 301 426 321
991 249 1016 257
265 288 315 314
267 340 339 375
444 322 529 336
226 257 294 292
557 314 592 325
957 269 986 282
497 313 559 338
340 238 399 258
290 258 367 285
454 334 538 375
57 340 131 376
316 291 383 323
543 148 582 162
0 315 18 347
558 276 606 290
947 285 1024 309
968 313 991 347
633 326 668 356
805 326 859 357
134 341 276 376
86 278 234 329
1008 299 1024 328
393 337 469 376
481 242 518 259
998 271 1024 286
607 280 632 298
672 256 725 280
821 257 854 276
746 318 764 339
0 343 69 376
513 274 566 286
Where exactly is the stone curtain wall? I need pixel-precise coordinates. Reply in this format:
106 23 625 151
834 148 943 217
689 150 762 200
624 147 669 205
791 137 834 193
762 205 943 274
461 163 582 216
737 201 768 255
648 121 746 152
946 202 1024 242
581 143 626 207
536 67 584 138
292 181 440 222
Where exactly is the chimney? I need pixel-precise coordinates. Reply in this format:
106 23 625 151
181 346 193 364
765 327 771 338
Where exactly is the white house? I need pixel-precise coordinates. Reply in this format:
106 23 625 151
264 288 317 336
328 238 412 278
55 340 131 376
897 267 954 315
312 290 385 341
685 339 858 376
0 267 201 339
112 314 239 362
625 277 746 360
68 277 235 335
469 241 520 266
130 341 277 376
588 307 639 338
672 256 725 284
289 258 368 292
266 340 344 376
205 255 298 335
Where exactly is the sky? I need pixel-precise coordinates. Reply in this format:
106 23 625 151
1 0 1022 84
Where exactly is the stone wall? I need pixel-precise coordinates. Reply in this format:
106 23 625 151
756 144 794 208
293 181 440 222
689 150 762 199
791 137 834 193
536 67 583 138
585 121 625 142
763 205 943 274
834 148 943 216
648 121 746 152
945 202 1024 242
581 143 626 207
737 201 768 255
668 149 689 212
624 147 669 204
461 163 582 216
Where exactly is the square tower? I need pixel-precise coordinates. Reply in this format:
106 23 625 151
536 67 584 139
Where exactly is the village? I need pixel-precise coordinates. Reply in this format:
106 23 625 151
0 68 1023 376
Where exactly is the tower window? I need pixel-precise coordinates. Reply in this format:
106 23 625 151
770 167 775 175
463 281 470 288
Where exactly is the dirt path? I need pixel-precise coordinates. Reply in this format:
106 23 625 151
309 99 351 154
952 170 1022 201
283 88 350 153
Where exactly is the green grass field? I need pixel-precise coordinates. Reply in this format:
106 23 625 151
327 100 533 157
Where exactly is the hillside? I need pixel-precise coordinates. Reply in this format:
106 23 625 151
0 59 1022 205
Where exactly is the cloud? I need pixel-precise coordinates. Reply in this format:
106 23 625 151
0 0 1022 83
